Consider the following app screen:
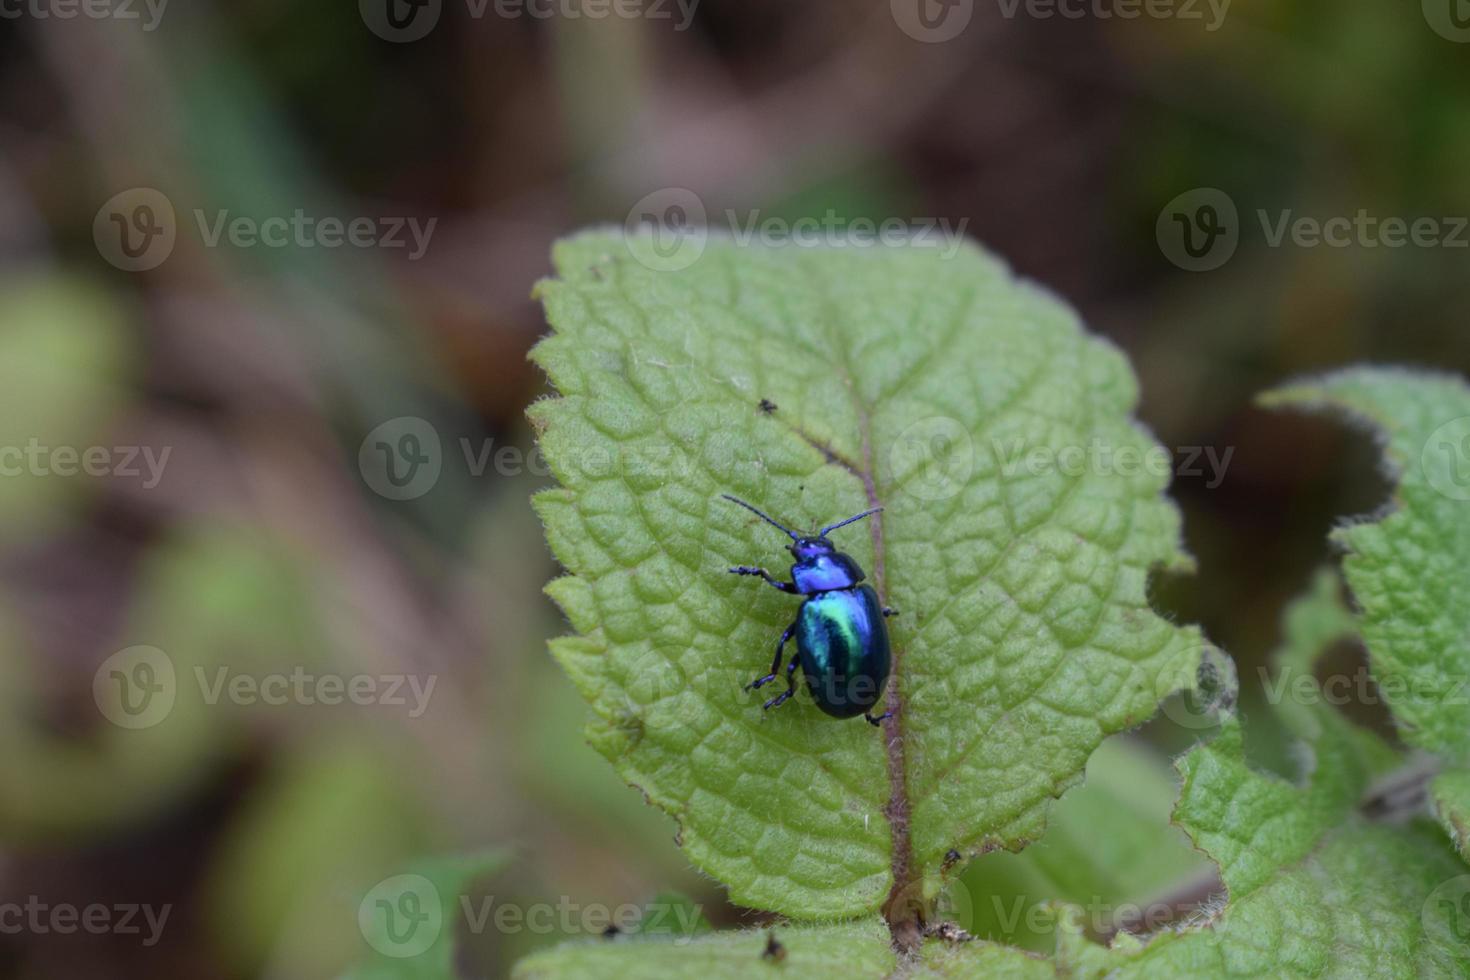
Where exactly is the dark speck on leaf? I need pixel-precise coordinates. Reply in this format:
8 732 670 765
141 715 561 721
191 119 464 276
943 848 963 870
762 930 786 963
602 925 621 939
759 398 778 414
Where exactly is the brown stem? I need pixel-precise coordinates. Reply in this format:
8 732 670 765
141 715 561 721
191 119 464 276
851 409 922 953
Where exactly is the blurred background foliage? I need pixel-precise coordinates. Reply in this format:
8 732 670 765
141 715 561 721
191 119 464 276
0 0 1467 976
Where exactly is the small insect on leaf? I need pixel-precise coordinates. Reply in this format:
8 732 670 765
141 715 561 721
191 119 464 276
761 930 787 964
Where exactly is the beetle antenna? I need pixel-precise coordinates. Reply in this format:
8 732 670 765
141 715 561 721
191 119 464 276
721 494 799 540
820 506 883 536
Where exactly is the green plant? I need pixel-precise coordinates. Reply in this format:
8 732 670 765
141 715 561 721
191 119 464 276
511 232 1470 977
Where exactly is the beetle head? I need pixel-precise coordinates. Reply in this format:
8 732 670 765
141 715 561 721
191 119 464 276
789 537 836 560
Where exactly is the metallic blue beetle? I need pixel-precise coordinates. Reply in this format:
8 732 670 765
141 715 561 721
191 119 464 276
723 494 896 725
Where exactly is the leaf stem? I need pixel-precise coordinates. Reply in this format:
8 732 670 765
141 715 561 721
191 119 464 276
854 408 923 953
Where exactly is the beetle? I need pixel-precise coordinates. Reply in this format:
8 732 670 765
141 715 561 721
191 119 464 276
722 493 897 725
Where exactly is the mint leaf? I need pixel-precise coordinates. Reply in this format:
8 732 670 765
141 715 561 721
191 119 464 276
1264 369 1470 760
1431 770 1470 861
1081 567 1458 975
958 736 1211 951
0 276 131 541
1091 720 1467 977
937 563 1469 977
511 919 896 979
1268 567 1399 772
531 231 1203 921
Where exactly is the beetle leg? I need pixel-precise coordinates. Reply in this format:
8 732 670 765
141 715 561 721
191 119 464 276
729 566 797 593
865 709 893 726
746 623 795 691
762 657 802 712
882 607 899 618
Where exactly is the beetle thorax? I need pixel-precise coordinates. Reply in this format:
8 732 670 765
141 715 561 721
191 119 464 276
789 545 866 593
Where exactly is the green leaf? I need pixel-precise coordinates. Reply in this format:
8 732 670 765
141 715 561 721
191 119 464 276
1079 567 1458 975
957 736 1211 951
1095 720 1467 977
1263 369 1470 760
511 919 899 979
530 231 1202 918
1268 567 1399 772
0 275 132 543
934 562 1469 977
206 737 434 978
628 892 713 939
1431 769 1470 861
917 937 1058 979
